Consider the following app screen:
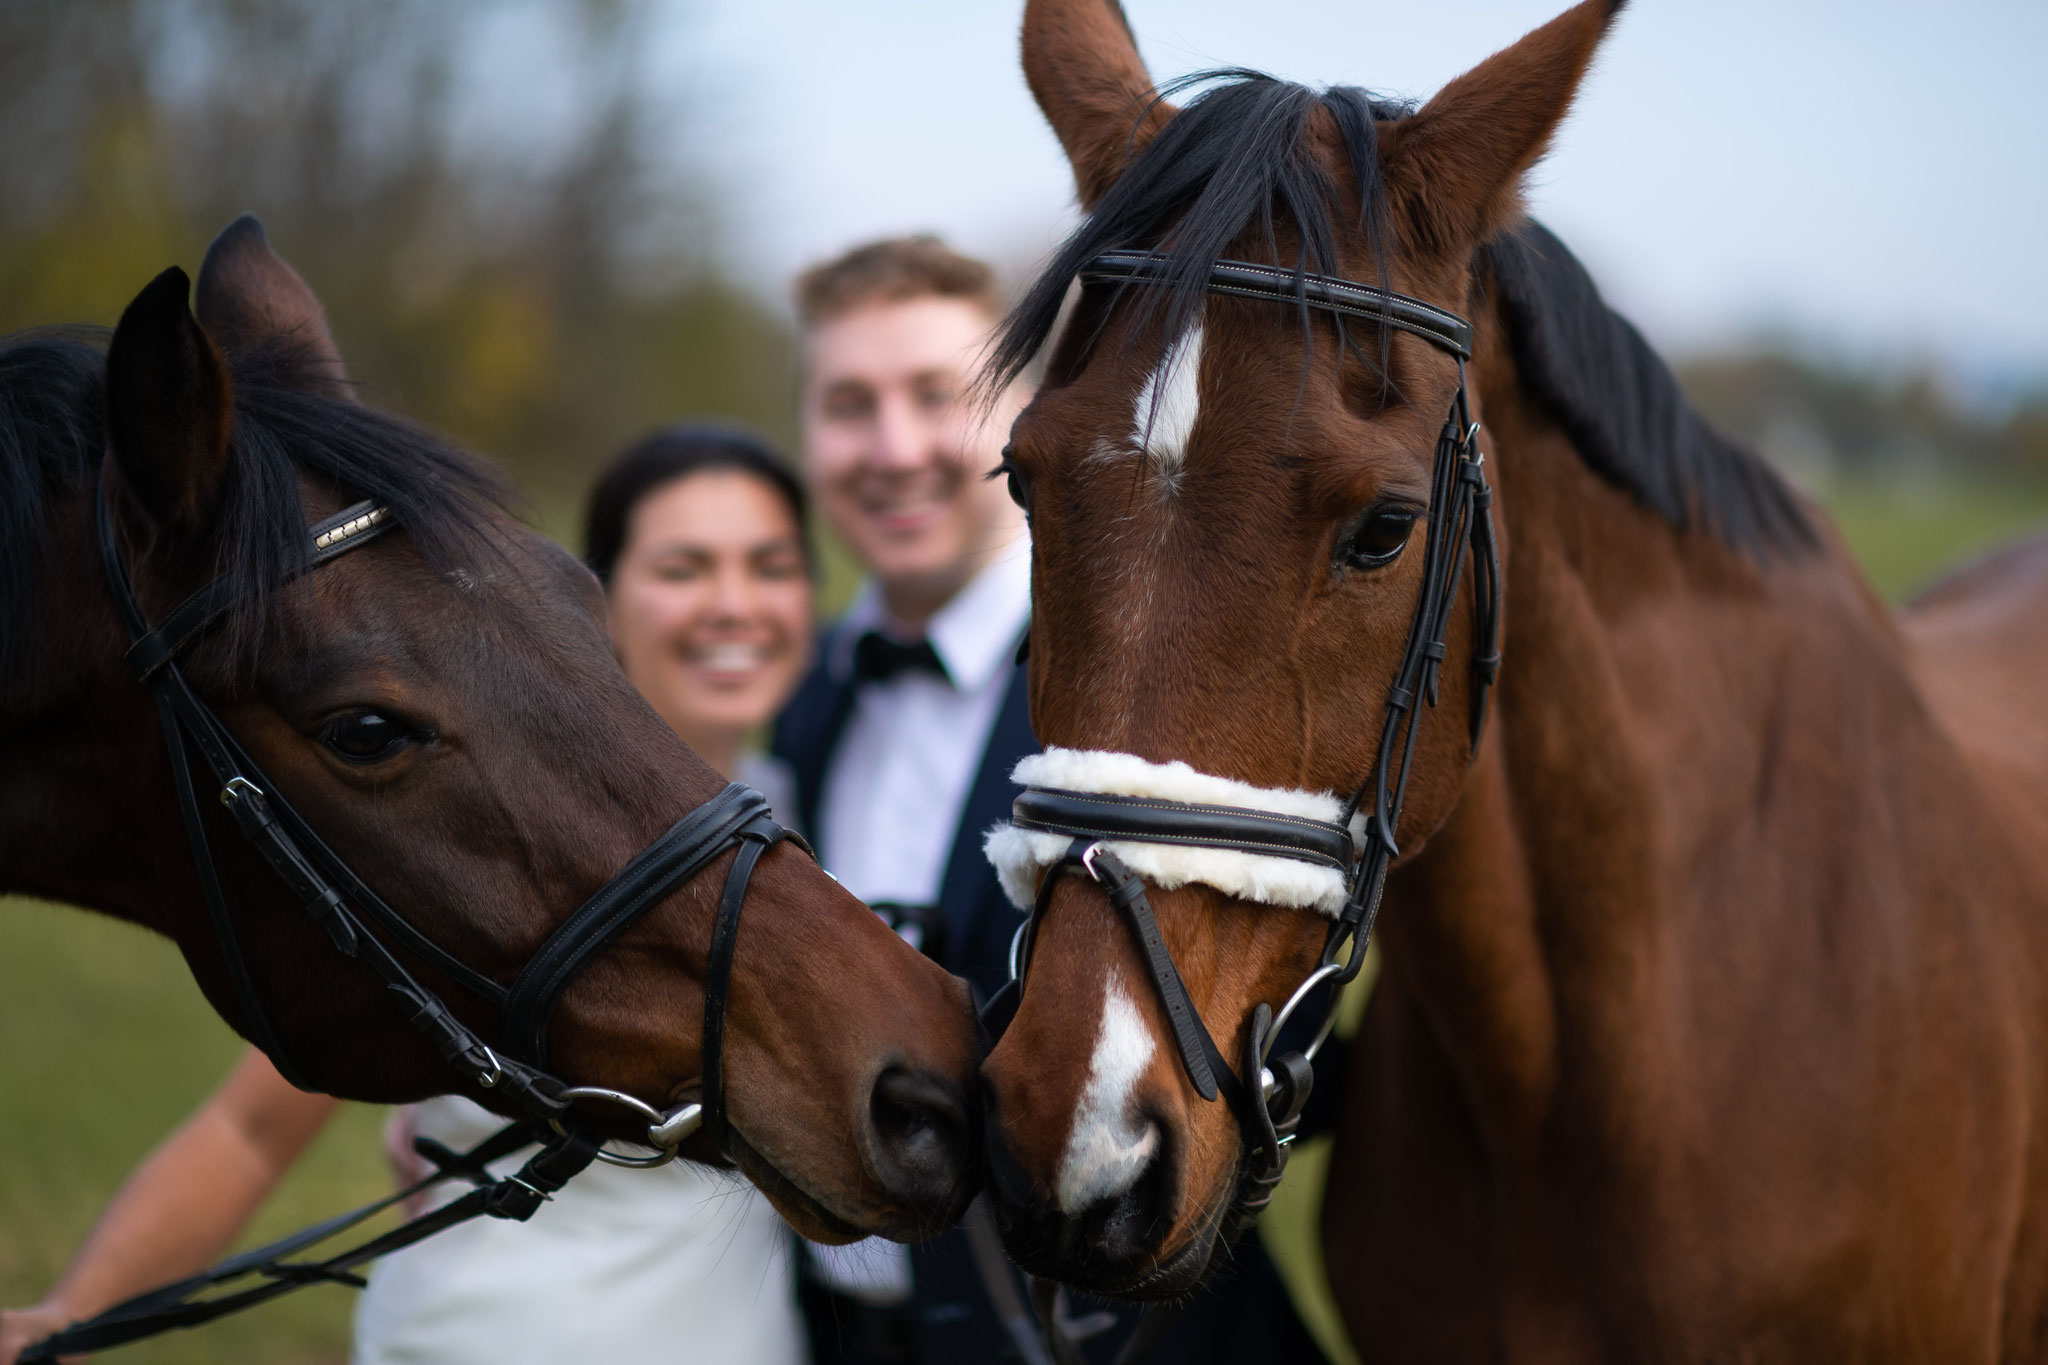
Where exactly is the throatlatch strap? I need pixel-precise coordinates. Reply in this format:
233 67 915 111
158 692 314 1089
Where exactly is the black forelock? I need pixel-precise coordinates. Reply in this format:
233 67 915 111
0 326 514 677
990 72 1414 395
992 72 1813 560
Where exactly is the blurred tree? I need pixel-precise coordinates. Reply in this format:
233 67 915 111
0 0 796 532
1678 350 2048 489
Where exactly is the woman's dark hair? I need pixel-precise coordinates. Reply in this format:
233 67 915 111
582 422 811 586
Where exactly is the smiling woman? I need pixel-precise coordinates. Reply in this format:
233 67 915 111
585 424 816 793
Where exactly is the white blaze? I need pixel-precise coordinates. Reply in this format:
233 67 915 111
1055 975 1161 1214
1132 325 1204 485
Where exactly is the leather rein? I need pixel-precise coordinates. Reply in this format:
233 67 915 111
24 467 805 1361
984 248 1504 1255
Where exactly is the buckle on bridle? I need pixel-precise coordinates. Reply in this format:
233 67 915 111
1079 840 1107 881
549 1084 700 1168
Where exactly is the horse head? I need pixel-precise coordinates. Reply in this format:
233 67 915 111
0 216 978 1245
978 0 1622 1296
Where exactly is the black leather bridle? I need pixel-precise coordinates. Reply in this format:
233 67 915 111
984 248 1504 1249
27 467 807 1360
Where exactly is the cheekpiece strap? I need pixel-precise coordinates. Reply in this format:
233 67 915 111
700 812 805 1154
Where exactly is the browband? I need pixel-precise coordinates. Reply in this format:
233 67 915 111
124 499 393 681
1080 249 1474 361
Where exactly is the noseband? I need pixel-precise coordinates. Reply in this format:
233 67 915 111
95 466 802 1169
984 249 1504 1242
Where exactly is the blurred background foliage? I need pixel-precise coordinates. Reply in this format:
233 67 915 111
1676 349 2048 597
3 2 2046 1363
0 0 797 535
2 0 2044 577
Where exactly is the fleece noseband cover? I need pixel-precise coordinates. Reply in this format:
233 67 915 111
984 748 1363 918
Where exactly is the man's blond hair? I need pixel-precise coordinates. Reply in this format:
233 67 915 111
794 235 1003 329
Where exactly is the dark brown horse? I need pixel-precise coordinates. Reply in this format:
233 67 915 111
979 0 2048 1355
0 217 977 1245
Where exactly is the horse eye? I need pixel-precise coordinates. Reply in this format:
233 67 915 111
320 710 416 763
1342 507 1419 571
988 449 1031 517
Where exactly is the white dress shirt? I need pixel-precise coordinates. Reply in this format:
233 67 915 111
806 535 1030 1305
818 535 1032 906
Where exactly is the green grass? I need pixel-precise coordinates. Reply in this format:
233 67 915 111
6 478 2043 1363
0 901 387 1364
1815 477 2048 601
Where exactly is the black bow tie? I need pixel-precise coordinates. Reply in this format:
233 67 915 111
853 630 950 685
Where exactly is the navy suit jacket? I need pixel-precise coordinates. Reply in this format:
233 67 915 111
771 626 1034 1003
771 621 1328 1365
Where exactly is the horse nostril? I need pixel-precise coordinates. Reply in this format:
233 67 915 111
868 1066 975 1224
1077 1135 1173 1268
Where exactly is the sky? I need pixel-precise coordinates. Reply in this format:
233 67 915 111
638 0 2046 387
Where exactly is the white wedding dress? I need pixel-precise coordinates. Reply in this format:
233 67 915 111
350 755 807 1365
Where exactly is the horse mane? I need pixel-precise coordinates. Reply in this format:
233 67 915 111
1482 222 1813 555
991 70 1814 559
0 325 512 676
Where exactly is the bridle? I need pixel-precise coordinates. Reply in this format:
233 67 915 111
983 248 1503 1248
94 460 804 1170
24 468 808 1362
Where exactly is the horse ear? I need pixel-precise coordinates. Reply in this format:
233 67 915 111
195 214 349 396
105 267 236 533
1022 0 1175 210
1382 0 1624 257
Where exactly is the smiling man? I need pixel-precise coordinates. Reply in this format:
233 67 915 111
777 236 1032 982
776 236 1037 1364
801 242 1027 631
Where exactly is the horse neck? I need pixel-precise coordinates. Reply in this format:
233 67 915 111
0 483 173 931
1370 310 1930 1152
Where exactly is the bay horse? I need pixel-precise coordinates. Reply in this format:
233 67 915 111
0 216 978 1247
978 0 2048 1356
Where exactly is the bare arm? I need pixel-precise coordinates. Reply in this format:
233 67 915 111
0 1048 339 1364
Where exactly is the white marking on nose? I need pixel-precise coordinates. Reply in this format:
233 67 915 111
1132 326 1204 490
1055 975 1160 1214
